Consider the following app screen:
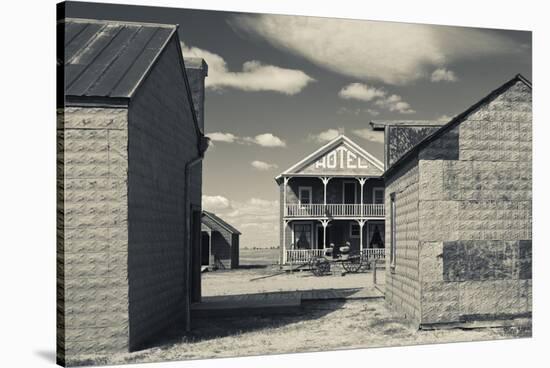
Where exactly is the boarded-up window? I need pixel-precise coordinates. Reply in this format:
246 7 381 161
390 193 396 268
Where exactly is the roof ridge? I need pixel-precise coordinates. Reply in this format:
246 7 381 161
62 17 177 29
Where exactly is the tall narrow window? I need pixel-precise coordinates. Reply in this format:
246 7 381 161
390 193 397 269
373 188 384 204
298 186 312 206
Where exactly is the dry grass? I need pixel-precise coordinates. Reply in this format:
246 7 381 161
71 299 531 366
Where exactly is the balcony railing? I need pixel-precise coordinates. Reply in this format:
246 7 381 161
285 203 385 218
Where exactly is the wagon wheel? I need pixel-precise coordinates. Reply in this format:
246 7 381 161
342 255 362 273
311 258 330 276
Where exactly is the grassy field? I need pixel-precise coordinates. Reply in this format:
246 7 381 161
239 247 279 266
71 298 531 366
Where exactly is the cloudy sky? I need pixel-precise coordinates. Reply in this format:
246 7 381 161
67 2 531 248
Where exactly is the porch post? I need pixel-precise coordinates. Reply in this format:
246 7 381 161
321 177 331 214
282 176 289 265
321 219 330 249
358 219 366 252
282 219 289 264
357 177 366 218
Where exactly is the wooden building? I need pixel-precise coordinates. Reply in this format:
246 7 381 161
383 75 532 329
57 16 208 364
276 135 386 265
201 211 241 269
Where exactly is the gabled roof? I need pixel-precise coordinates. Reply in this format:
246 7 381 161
202 211 241 235
275 135 384 182
384 74 532 178
61 18 177 102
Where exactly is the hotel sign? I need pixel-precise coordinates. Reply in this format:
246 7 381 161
314 146 371 170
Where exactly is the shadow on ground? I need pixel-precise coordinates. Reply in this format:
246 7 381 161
143 289 355 350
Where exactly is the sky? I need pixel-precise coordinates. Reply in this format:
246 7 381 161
66 1 532 248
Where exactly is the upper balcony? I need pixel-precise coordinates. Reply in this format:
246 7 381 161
285 203 385 218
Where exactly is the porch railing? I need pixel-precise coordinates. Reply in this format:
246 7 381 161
285 203 385 217
286 249 325 264
361 248 385 260
285 248 385 264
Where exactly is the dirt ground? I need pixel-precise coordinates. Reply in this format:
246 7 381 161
73 298 531 366
71 258 531 366
202 265 383 296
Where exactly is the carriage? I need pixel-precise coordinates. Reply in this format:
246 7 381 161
308 242 365 276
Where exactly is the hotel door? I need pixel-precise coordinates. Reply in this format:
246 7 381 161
343 181 356 204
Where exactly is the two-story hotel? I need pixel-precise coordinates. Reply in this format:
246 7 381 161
275 135 386 265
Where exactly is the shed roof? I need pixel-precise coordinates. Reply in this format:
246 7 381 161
61 18 177 101
202 211 241 235
384 74 532 178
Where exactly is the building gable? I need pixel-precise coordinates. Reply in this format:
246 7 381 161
276 135 383 180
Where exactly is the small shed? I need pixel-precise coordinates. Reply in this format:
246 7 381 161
201 211 241 269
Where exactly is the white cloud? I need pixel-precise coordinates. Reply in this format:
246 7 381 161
337 107 380 116
205 132 286 148
308 128 343 143
338 83 415 114
207 132 237 143
437 114 454 122
251 160 278 170
431 68 458 82
375 94 415 114
338 83 386 101
353 129 384 144
202 195 232 211
230 15 521 85
244 133 286 147
202 196 279 248
182 43 315 94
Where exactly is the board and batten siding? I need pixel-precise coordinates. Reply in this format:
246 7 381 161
57 106 130 359
127 34 201 350
385 78 532 328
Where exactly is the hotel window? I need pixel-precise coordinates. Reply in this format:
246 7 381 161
294 223 312 249
390 193 396 269
373 188 384 204
298 186 312 206
350 223 360 238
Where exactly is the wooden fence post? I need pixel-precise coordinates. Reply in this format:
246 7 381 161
372 260 377 285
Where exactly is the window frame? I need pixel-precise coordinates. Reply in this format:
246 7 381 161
298 186 312 206
349 222 361 238
372 187 385 204
342 180 357 204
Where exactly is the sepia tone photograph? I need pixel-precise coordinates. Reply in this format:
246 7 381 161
56 1 532 366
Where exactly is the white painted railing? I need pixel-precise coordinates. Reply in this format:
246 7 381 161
285 248 385 264
286 249 325 264
285 204 385 217
361 248 385 260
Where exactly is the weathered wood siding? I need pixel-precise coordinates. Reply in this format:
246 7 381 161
57 107 130 362
127 34 200 350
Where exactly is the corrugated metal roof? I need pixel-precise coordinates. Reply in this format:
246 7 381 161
61 18 177 100
202 211 241 235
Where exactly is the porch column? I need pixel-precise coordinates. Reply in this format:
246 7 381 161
357 219 366 252
283 176 290 216
208 228 212 268
321 219 330 249
320 177 332 214
357 177 366 218
282 219 289 264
